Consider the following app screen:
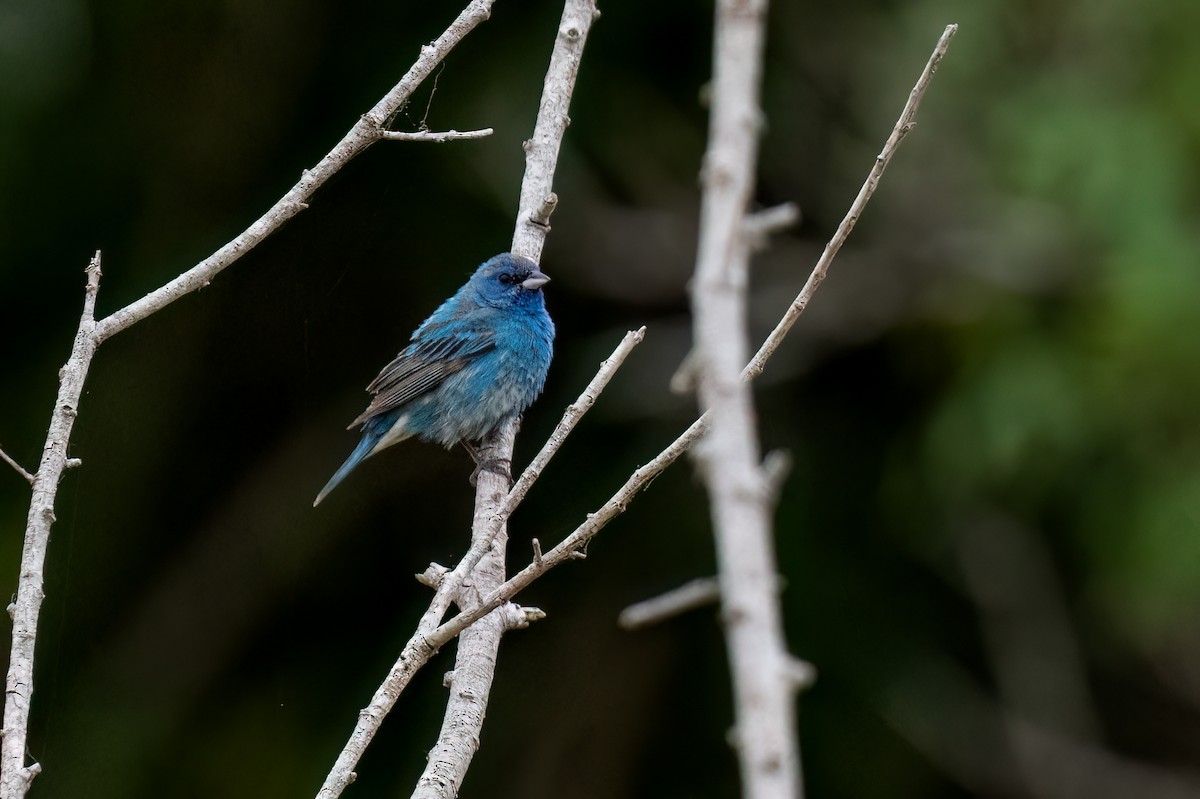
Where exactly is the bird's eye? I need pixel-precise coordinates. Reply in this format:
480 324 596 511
498 274 513 284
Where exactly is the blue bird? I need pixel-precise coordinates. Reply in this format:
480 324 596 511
314 253 555 506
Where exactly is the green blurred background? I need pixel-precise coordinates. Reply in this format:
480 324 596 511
2 0 1199 797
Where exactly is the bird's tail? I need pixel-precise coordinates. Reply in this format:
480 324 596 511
313 435 377 507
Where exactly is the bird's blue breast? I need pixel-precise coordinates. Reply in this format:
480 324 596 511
407 291 553 447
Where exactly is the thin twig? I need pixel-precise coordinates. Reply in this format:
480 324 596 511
426 414 705 646
618 577 722 630
743 23 958 380
743 202 801 252
504 326 646 515
1 252 101 799
92 0 500 344
377 127 494 142
0 447 34 485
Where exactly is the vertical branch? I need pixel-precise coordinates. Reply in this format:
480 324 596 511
410 423 515 799
1 252 102 799
691 2 803 799
511 0 597 262
407 2 599 798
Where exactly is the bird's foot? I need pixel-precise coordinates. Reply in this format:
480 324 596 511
469 457 512 487
462 440 512 486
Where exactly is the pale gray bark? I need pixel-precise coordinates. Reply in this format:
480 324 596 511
409 2 600 796
0 254 100 799
690 0 802 796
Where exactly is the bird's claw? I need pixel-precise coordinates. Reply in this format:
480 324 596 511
469 457 512 487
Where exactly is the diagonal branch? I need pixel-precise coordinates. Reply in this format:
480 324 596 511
744 23 958 380
618 576 722 630
93 0 500 343
0 447 34 486
503 325 645 516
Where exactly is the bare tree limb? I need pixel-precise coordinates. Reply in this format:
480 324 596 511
618 577 722 630
1 252 101 799
504 325 645 516
412 430 513 799
410 3 600 796
316 7 603 795
692 0 802 794
743 23 958 380
92 0 500 344
0 447 34 486
377 128 494 142
743 202 801 252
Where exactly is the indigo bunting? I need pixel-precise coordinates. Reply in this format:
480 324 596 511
313 253 554 506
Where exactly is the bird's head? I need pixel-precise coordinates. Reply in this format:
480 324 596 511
468 253 551 308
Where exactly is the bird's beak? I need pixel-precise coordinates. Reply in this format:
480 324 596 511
522 269 551 290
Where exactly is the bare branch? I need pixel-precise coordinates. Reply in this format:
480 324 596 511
692 0 802 793
743 23 958 380
410 3 600 796
0 447 34 485
2 251 102 798
502 603 546 630
93 0 500 343
785 657 818 692
426 414 706 647
618 577 722 630
377 127 494 142
511 0 601 261
743 202 801 252
316 4 600 798
760 449 793 505
504 326 645 515
416 563 451 589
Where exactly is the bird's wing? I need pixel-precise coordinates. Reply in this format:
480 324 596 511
350 320 496 427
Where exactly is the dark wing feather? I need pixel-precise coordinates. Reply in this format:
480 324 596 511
350 321 496 428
